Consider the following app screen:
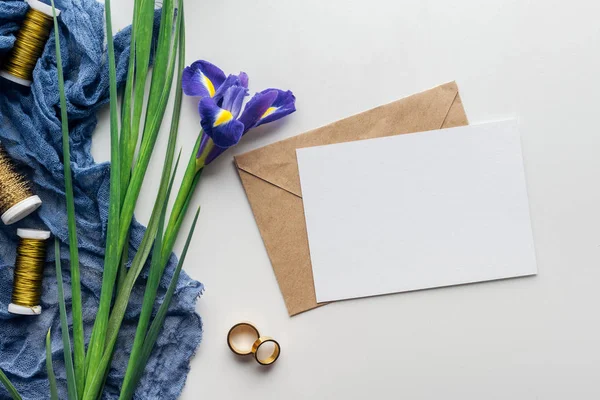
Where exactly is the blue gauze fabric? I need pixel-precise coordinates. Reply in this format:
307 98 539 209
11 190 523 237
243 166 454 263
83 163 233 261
0 1 204 399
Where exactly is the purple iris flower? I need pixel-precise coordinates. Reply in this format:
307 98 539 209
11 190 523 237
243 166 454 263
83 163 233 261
181 60 296 168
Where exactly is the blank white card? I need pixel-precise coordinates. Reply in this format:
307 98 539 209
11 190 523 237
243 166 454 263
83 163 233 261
297 120 537 303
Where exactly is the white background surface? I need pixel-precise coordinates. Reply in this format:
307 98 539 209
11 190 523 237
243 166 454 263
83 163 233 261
298 121 537 302
100 0 600 399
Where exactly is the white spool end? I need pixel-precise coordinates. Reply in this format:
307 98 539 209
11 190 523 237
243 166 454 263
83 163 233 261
8 303 42 315
1 196 43 225
26 0 60 17
17 228 51 240
0 71 32 87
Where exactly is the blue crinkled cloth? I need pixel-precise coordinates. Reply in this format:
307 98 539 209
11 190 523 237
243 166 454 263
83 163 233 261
0 0 203 399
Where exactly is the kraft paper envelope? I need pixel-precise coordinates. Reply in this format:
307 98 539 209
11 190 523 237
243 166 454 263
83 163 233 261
235 82 469 316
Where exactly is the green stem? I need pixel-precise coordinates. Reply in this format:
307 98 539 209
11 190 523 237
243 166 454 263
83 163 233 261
119 0 155 197
55 239 79 400
84 6 182 398
118 0 138 200
85 0 121 389
45 330 59 400
121 207 201 400
93 147 198 400
0 368 21 400
162 134 202 262
83 152 179 400
50 1 85 394
116 0 178 261
120 7 185 394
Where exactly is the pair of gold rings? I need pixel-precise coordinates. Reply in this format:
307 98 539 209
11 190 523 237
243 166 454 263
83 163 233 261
227 322 281 366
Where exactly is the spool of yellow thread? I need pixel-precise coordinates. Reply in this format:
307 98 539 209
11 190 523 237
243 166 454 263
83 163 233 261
9 228 51 316
0 142 42 225
0 0 61 87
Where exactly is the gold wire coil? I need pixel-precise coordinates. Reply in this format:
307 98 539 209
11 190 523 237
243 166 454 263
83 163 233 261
11 234 48 311
0 143 35 216
2 6 54 83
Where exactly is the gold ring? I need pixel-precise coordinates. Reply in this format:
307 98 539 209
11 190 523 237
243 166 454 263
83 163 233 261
252 336 281 366
227 322 260 356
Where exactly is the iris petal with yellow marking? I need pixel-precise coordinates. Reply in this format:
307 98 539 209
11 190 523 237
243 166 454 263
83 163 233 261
237 90 279 134
256 89 296 126
221 85 248 119
182 60 226 98
238 89 296 134
198 97 244 148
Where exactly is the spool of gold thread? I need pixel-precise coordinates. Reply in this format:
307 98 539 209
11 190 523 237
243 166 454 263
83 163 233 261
0 143 42 225
0 0 60 87
9 228 51 316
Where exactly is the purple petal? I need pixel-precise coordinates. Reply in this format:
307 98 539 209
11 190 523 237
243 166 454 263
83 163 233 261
239 71 249 88
213 74 243 105
221 85 248 119
198 97 244 148
255 89 296 126
196 132 212 159
237 90 279 134
182 60 226 97
205 146 225 165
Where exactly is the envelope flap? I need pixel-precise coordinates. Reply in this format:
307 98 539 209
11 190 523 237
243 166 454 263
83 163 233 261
235 81 461 197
